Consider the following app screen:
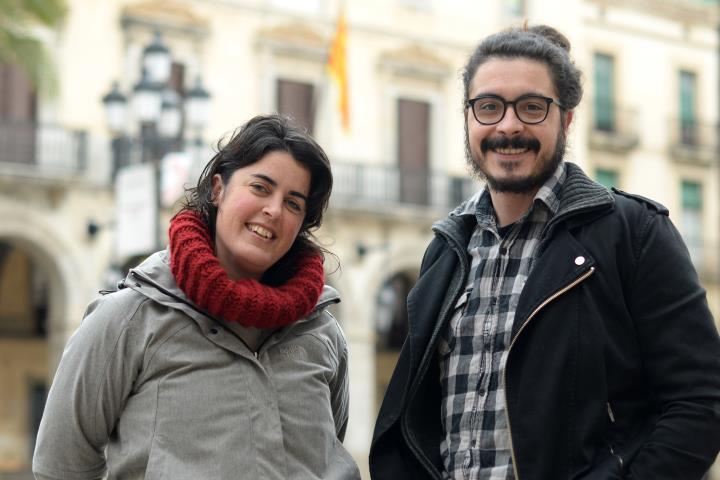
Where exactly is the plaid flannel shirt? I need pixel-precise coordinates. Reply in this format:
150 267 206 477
439 163 566 480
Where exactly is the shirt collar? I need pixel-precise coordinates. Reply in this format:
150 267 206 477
456 162 567 228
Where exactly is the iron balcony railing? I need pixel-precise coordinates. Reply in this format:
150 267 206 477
331 161 478 212
588 100 640 152
668 118 719 165
0 119 87 176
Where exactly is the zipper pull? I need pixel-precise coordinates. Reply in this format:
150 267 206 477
607 402 616 423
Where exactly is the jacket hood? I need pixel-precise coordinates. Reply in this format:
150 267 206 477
123 249 339 325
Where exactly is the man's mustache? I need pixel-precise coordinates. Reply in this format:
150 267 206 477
481 136 541 153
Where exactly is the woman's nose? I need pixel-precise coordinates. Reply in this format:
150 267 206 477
262 197 283 218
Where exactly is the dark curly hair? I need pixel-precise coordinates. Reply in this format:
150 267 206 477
462 24 583 111
179 114 332 284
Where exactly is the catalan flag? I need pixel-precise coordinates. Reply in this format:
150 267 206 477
327 8 350 131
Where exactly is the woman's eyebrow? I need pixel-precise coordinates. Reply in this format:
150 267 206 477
250 173 308 201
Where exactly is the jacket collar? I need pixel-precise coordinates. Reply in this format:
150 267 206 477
433 162 614 245
123 249 339 325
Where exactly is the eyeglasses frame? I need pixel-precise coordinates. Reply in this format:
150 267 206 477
466 93 565 125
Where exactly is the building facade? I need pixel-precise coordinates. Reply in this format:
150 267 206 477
0 0 717 477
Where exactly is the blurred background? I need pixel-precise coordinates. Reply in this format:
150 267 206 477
0 0 718 478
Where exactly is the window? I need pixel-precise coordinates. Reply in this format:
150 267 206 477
29 381 48 458
595 168 618 189
680 180 702 265
0 242 48 337
269 0 321 13
398 0 431 9
375 273 414 410
594 53 615 132
0 62 37 165
276 79 315 135
503 0 526 16
679 70 697 145
397 98 430 205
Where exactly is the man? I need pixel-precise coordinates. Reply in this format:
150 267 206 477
370 25 720 480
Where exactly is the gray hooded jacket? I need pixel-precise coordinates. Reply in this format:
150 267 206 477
33 250 360 480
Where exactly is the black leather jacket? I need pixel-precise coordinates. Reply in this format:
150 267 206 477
370 163 720 480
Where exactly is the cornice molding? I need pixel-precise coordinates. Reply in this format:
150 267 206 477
378 44 450 81
588 0 719 28
255 23 328 61
121 1 209 39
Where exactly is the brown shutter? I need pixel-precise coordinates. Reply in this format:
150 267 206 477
397 98 430 205
276 79 315 135
0 63 37 164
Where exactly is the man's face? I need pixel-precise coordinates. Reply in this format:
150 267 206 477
465 58 573 194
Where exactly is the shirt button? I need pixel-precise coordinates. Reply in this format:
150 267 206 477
574 256 585 266
209 327 219 335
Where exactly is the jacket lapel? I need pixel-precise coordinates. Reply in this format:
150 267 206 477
513 227 596 339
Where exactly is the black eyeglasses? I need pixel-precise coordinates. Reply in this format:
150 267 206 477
466 94 563 125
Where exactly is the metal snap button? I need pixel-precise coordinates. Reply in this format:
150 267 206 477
574 256 585 266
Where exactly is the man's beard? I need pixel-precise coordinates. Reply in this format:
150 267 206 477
465 128 566 194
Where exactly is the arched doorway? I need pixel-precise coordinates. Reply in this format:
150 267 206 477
0 239 51 473
374 270 416 411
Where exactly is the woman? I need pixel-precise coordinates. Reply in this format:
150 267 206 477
33 114 360 480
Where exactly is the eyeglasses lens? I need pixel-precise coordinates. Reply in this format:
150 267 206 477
472 96 550 125
516 98 549 123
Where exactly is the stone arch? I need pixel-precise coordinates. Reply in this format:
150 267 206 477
0 205 84 472
0 204 88 353
360 240 427 412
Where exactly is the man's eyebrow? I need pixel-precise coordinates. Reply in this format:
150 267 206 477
473 91 550 99
250 173 308 201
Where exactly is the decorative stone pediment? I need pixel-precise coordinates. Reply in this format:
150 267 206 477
255 23 328 61
121 1 209 38
378 44 450 81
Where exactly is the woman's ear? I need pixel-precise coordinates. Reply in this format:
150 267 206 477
211 174 224 206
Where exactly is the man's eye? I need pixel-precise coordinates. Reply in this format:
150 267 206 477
520 101 545 112
478 102 499 111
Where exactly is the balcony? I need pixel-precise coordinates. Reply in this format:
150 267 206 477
0 119 88 180
587 101 640 153
668 118 718 166
331 162 478 216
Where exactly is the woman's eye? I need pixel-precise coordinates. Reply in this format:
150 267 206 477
250 183 269 194
286 199 304 213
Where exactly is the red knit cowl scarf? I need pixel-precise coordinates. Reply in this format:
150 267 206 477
168 210 325 328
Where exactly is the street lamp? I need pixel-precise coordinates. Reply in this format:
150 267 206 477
102 31 211 252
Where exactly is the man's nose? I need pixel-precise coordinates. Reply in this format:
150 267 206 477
495 105 524 136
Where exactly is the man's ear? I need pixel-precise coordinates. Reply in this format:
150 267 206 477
211 174 223 206
562 110 574 133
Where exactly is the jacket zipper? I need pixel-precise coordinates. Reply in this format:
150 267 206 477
503 266 596 479
606 402 624 468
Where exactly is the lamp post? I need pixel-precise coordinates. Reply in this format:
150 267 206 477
102 31 211 252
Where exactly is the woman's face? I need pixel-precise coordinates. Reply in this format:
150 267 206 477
211 150 311 280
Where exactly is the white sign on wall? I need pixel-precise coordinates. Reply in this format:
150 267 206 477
115 163 157 259
161 151 191 207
